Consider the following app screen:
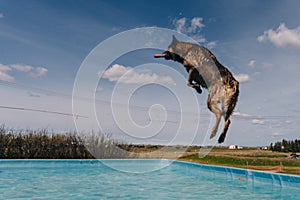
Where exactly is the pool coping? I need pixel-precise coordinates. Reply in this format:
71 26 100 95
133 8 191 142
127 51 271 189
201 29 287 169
174 160 300 188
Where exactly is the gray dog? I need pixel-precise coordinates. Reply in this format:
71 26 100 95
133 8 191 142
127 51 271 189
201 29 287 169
155 36 239 143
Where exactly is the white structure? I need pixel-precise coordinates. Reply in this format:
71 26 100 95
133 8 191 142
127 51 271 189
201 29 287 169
261 146 268 150
229 145 243 149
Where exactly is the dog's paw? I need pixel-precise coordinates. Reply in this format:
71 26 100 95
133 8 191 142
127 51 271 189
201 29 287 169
195 86 202 94
210 130 217 139
218 134 225 143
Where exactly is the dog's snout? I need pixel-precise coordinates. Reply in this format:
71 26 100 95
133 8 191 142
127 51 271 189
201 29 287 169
162 51 172 60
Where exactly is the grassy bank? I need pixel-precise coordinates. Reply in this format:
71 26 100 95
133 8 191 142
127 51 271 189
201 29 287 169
179 148 300 175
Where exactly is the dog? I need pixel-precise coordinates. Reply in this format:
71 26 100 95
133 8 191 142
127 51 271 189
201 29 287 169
162 50 207 94
155 36 239 143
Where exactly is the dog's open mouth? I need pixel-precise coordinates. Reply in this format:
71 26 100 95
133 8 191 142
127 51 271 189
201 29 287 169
153 51 172 60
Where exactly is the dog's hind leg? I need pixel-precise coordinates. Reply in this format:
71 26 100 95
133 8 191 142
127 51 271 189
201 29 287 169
218 117 231 144
218 84 239 143
207 94 222 139
218 102 231 143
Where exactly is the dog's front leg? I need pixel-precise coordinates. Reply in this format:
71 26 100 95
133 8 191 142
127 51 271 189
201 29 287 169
187 68 202 94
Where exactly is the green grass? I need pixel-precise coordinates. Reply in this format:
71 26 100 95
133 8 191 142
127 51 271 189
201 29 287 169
179 153 300 175
181 154 291 166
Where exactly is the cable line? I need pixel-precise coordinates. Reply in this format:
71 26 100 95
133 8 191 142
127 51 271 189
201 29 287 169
0 105 88 118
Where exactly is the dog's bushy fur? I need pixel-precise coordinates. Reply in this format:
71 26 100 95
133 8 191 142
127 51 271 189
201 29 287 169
165 36 239 143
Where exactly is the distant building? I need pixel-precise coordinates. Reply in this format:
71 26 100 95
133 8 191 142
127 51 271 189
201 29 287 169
229 145 243 149
260 146 268 150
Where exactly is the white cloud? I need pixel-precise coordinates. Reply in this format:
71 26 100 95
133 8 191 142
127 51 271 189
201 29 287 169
206 41 217 49
0 63 48 81
0 13 4 18
252 119 266 125
28 67 48 78
189 17 205 32
12 64 48 77
248 60 256 67
10 64 33 72
232 111 252 118
191 35 206 43
173 17 206 43
0 64 14 82
234 73 250 83
257 23 300 48
174 17 186 33
271 132 284 138
174 17 205 33
102 64 175 85
0 64 12 72
0 71 15 82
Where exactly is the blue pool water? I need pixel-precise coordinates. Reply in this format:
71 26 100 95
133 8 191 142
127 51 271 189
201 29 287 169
0 159 299 199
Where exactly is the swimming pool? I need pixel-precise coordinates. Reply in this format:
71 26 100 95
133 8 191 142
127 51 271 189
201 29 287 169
0 159 299 199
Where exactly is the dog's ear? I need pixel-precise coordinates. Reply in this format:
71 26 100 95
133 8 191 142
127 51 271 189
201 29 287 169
168 35 179 52
172 35 179 43
172 35 178 43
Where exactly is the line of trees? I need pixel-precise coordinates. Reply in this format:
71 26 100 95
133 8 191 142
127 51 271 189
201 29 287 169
0 126 130 159
270 139 300 152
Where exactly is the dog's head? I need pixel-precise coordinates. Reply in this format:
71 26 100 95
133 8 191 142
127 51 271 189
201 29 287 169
168 36 194 56
154 36 187 63
164 36 183 61
154 36 194 62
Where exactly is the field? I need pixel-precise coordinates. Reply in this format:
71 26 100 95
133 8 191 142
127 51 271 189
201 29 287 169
119 145 300 175
178 147 300 176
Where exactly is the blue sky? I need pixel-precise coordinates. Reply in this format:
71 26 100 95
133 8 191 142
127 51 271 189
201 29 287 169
1 0 300 146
